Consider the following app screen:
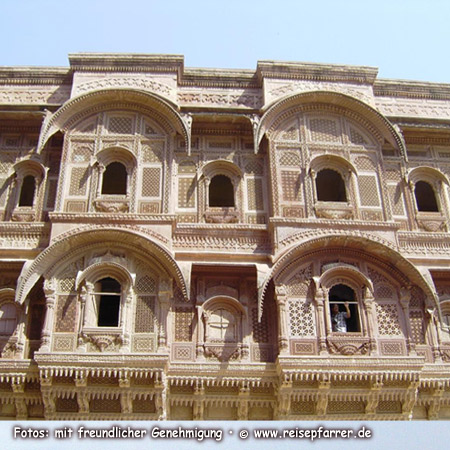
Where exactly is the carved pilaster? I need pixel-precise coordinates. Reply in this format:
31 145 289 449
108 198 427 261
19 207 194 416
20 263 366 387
364 288 377 354
275 286 289 354
314 284 328 354
40 280 56 352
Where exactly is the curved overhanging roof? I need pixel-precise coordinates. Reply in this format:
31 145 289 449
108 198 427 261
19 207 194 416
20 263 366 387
258 233 437 318
15 227 188 304
37 88 191 153
256 90 406 159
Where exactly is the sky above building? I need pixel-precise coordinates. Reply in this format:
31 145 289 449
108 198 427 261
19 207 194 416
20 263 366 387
2 0 450 83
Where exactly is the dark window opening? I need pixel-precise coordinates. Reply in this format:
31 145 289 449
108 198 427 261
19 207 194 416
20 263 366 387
415 181 439 212
19 175 35 207
316 169 347 202
329 284 360 332
209 175 234 207
101 162 127 195
96 277 121 327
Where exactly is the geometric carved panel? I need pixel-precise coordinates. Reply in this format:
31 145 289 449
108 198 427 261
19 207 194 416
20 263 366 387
251 308 269 343
174 307 194 342
142 167 161 197
379 340 406 356
309 118 340 143
178 177 196 208
55 295 77 332
358 175 380 207
289 299 315 337
247 178 264 211
68 167 89 196
53 335 76 352
134 296 155 333
132 336 155 352
410 310 426 344
375 302 403 336
281 171 302 201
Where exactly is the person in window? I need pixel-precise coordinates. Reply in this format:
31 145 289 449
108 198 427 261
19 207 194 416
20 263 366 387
331 302 351 332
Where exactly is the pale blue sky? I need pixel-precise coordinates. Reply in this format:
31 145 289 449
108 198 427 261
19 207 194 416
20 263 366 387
2 0 450 83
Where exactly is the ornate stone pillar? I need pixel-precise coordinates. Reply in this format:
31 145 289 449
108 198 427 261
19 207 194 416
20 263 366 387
314 284 328 355
274 285 289 355
40 279 57 352
364 287 377 354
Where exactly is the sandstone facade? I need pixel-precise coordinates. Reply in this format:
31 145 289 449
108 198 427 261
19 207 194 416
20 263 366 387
1 54 450 419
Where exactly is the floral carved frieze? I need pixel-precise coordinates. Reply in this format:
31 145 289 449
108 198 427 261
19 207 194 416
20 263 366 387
266 81 374 106
327 335 370 356
376 98 450 120
74 77 176 102
11 212 36 222
204 208 239 224
178 90 263 109
0 86 71 105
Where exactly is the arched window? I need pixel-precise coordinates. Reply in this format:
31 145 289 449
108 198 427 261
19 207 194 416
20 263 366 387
209 175 234 207
0 303 17 335
94 277 121 327
316 169 347 202
414 181 439 212
18 175 36 207
329 284 360 332
101 162 127 195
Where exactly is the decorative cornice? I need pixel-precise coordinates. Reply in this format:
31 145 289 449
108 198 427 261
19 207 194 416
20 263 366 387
69 53 184 75
375 79 450 101
257 61 378 84
0 67 71 86
49 212 176 224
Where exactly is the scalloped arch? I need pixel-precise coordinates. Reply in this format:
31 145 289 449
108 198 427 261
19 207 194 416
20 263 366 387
37 88 190 153
15 227 188 304
256 90 406 159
